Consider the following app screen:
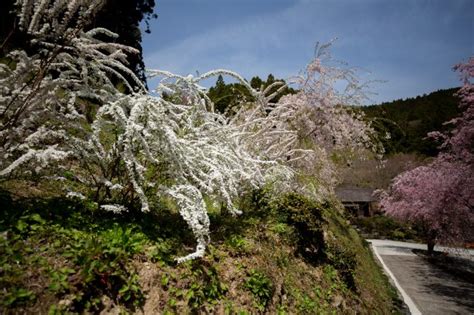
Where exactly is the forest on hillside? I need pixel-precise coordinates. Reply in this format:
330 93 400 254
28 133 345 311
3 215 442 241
207 76 462 157
361 88 462 156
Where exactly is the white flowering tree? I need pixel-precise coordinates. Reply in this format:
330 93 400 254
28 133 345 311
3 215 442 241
231 42 382 200
76 73 270 262
1 0 144 177
1 2 380 261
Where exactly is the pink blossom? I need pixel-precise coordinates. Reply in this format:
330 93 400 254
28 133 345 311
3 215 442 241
381 57 474 249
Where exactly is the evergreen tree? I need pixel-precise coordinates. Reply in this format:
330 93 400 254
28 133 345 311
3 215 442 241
92 0 157 82
250 76 264 89
215 74 225 90
208 75 231 114
208 74 296 115
266 74 275 85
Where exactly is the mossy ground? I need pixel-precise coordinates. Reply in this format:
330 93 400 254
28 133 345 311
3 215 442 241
0 182 402 314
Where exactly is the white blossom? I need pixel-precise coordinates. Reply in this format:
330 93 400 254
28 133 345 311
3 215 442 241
66 191 86 200
100 204 128 214
1 3 380 262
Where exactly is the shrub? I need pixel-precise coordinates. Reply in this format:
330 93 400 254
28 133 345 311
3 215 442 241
273 193 326 263
325 241 357 290
1 0 380 264
352 215 420 241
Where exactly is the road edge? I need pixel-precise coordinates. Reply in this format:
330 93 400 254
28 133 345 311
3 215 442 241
369 241 422 315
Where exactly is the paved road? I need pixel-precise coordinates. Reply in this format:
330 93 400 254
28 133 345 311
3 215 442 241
368 240 474 315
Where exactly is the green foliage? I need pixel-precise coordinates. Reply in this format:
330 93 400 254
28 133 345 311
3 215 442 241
48 267 75 294
297 294 317 313
181 262 228 310
352 215 421 241
207 75 256 115
0 199 152 313
225 235 251 256
207 74 297 115
244 269 273 311
2 288 36 307
325 241 357 290
272 192 326 263
58 225 146 311
0 186 402 313
250 76 264 89
269 222 291 235
362 88 461 155
290 273 345 314
148 238 175 265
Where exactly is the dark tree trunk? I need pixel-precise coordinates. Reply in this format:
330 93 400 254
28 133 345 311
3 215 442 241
427 240 435 256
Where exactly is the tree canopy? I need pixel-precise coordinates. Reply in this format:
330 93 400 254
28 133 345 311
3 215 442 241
380 58 474 254
362 88 461 156
207 74 297 115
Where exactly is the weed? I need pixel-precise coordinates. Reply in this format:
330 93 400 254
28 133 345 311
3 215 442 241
60 226 146 311
0 207 147 313
0 187 403 314
275 251 290 268
226 235 251 255
161 274 170 288
2 288 36 307
269 222 290 235
147 238 174 264
243 269 273 311
325 242 357 290
48 267 75 294
276 304 288 314
179 261 228 310
297 294 317 313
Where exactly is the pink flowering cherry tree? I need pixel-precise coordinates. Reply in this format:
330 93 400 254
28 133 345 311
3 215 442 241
380 57 474 254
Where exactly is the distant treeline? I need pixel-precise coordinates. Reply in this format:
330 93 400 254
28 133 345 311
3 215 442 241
207 75 461 157
207 74 296 115
361 88 461 156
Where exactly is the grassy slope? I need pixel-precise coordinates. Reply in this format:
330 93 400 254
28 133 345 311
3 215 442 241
0 183 402 314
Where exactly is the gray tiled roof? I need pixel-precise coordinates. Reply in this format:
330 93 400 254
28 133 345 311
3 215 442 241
335 186 375 202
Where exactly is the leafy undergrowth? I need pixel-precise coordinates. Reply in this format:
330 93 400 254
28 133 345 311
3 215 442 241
0 185 402 314
352 214 423 242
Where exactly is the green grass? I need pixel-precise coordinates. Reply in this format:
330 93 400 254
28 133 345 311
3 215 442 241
0 186 403 314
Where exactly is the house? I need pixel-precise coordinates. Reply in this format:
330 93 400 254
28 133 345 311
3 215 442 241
335 186 378 217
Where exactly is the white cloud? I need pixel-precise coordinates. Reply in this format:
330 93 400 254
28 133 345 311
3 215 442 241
143 0 472 102
143 0 323 80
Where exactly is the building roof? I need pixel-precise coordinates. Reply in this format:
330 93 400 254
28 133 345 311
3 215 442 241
335 186 375 202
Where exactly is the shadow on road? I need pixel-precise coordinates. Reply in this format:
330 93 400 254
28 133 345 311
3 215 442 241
412 249 474 311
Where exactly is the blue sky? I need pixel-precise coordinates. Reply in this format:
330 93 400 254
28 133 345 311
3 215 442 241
141 0 473 104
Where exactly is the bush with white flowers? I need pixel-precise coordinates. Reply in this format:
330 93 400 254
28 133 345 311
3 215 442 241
1 1 380 261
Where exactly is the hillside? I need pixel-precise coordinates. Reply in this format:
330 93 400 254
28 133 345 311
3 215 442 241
362 88 461 155
0 183 403 314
